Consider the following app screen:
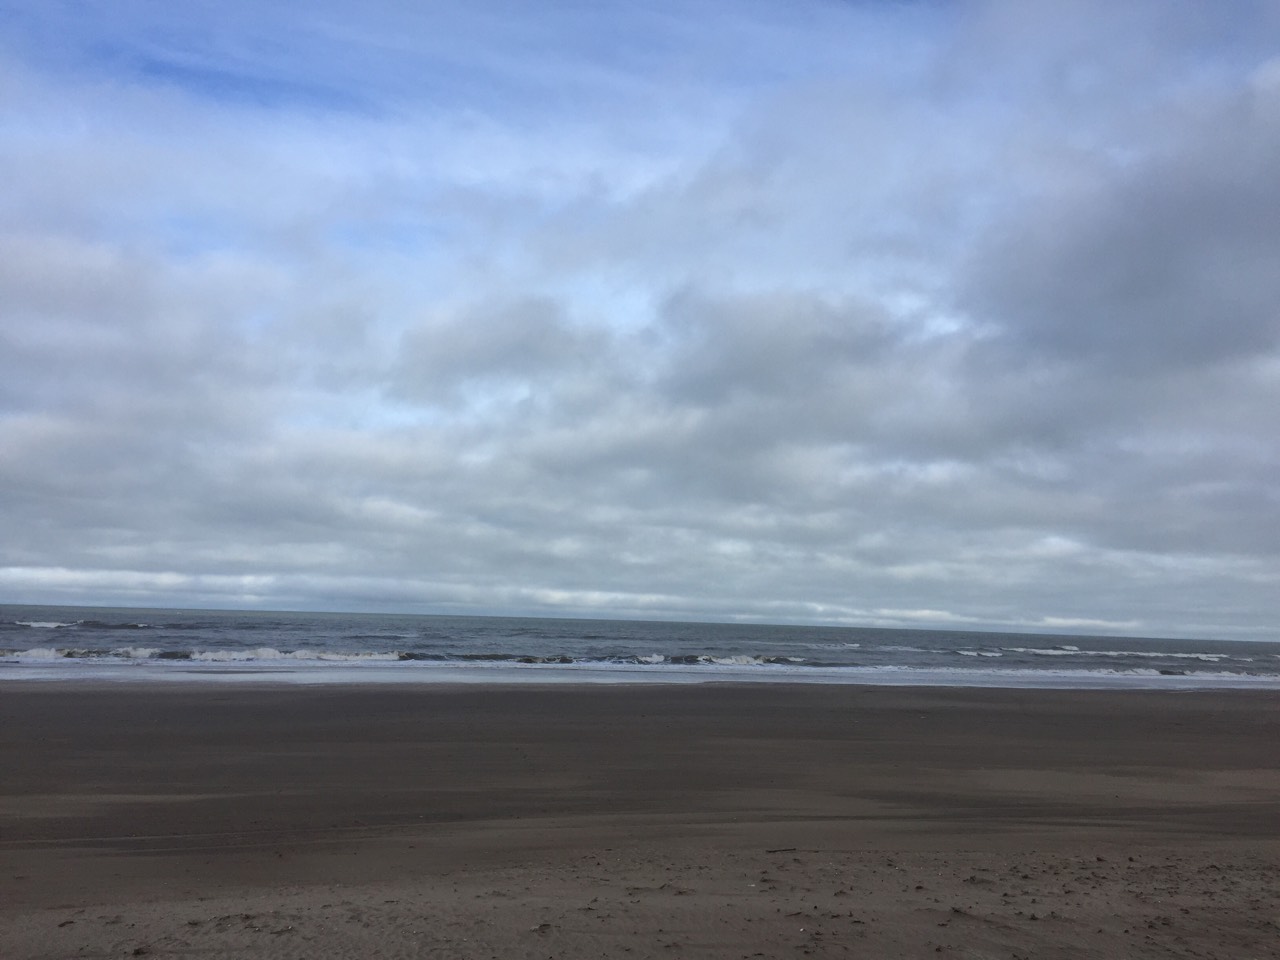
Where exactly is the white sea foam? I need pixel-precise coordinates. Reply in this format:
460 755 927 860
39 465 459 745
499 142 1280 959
188 648 402 662
1004 647 1232 661
15 621 76 629
190 648 270 661
111 647 161 659
301 650 401 661
1003 647 1083 656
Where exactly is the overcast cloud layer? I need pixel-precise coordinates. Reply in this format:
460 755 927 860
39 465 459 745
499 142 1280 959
2 0 1279 639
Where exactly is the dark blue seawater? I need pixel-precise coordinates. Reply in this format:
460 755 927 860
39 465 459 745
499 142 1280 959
2 604 1278 688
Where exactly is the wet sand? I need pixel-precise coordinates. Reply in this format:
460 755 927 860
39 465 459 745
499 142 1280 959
2 683 1278 958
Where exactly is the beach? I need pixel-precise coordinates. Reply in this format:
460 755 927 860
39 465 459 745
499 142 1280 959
2 683 1278 959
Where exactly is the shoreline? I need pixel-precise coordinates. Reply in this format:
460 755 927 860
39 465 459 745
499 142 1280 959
4 684 1279 958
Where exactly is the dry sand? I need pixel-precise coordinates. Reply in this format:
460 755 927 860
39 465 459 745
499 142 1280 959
2 683 1278 959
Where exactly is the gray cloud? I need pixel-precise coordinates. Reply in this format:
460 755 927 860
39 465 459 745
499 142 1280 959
392 296 611 406
968 78 1280 371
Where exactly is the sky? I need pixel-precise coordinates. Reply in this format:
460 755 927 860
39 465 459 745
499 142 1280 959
2 0 1279 639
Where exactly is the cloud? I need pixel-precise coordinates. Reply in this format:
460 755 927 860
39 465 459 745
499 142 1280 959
1 1 1279 638
967 77 1280 371
392 296 611 406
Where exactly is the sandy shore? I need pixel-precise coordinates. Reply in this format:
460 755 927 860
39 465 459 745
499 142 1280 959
2 683 1278 959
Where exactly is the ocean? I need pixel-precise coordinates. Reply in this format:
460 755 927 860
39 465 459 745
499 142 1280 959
2 603 1278 688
